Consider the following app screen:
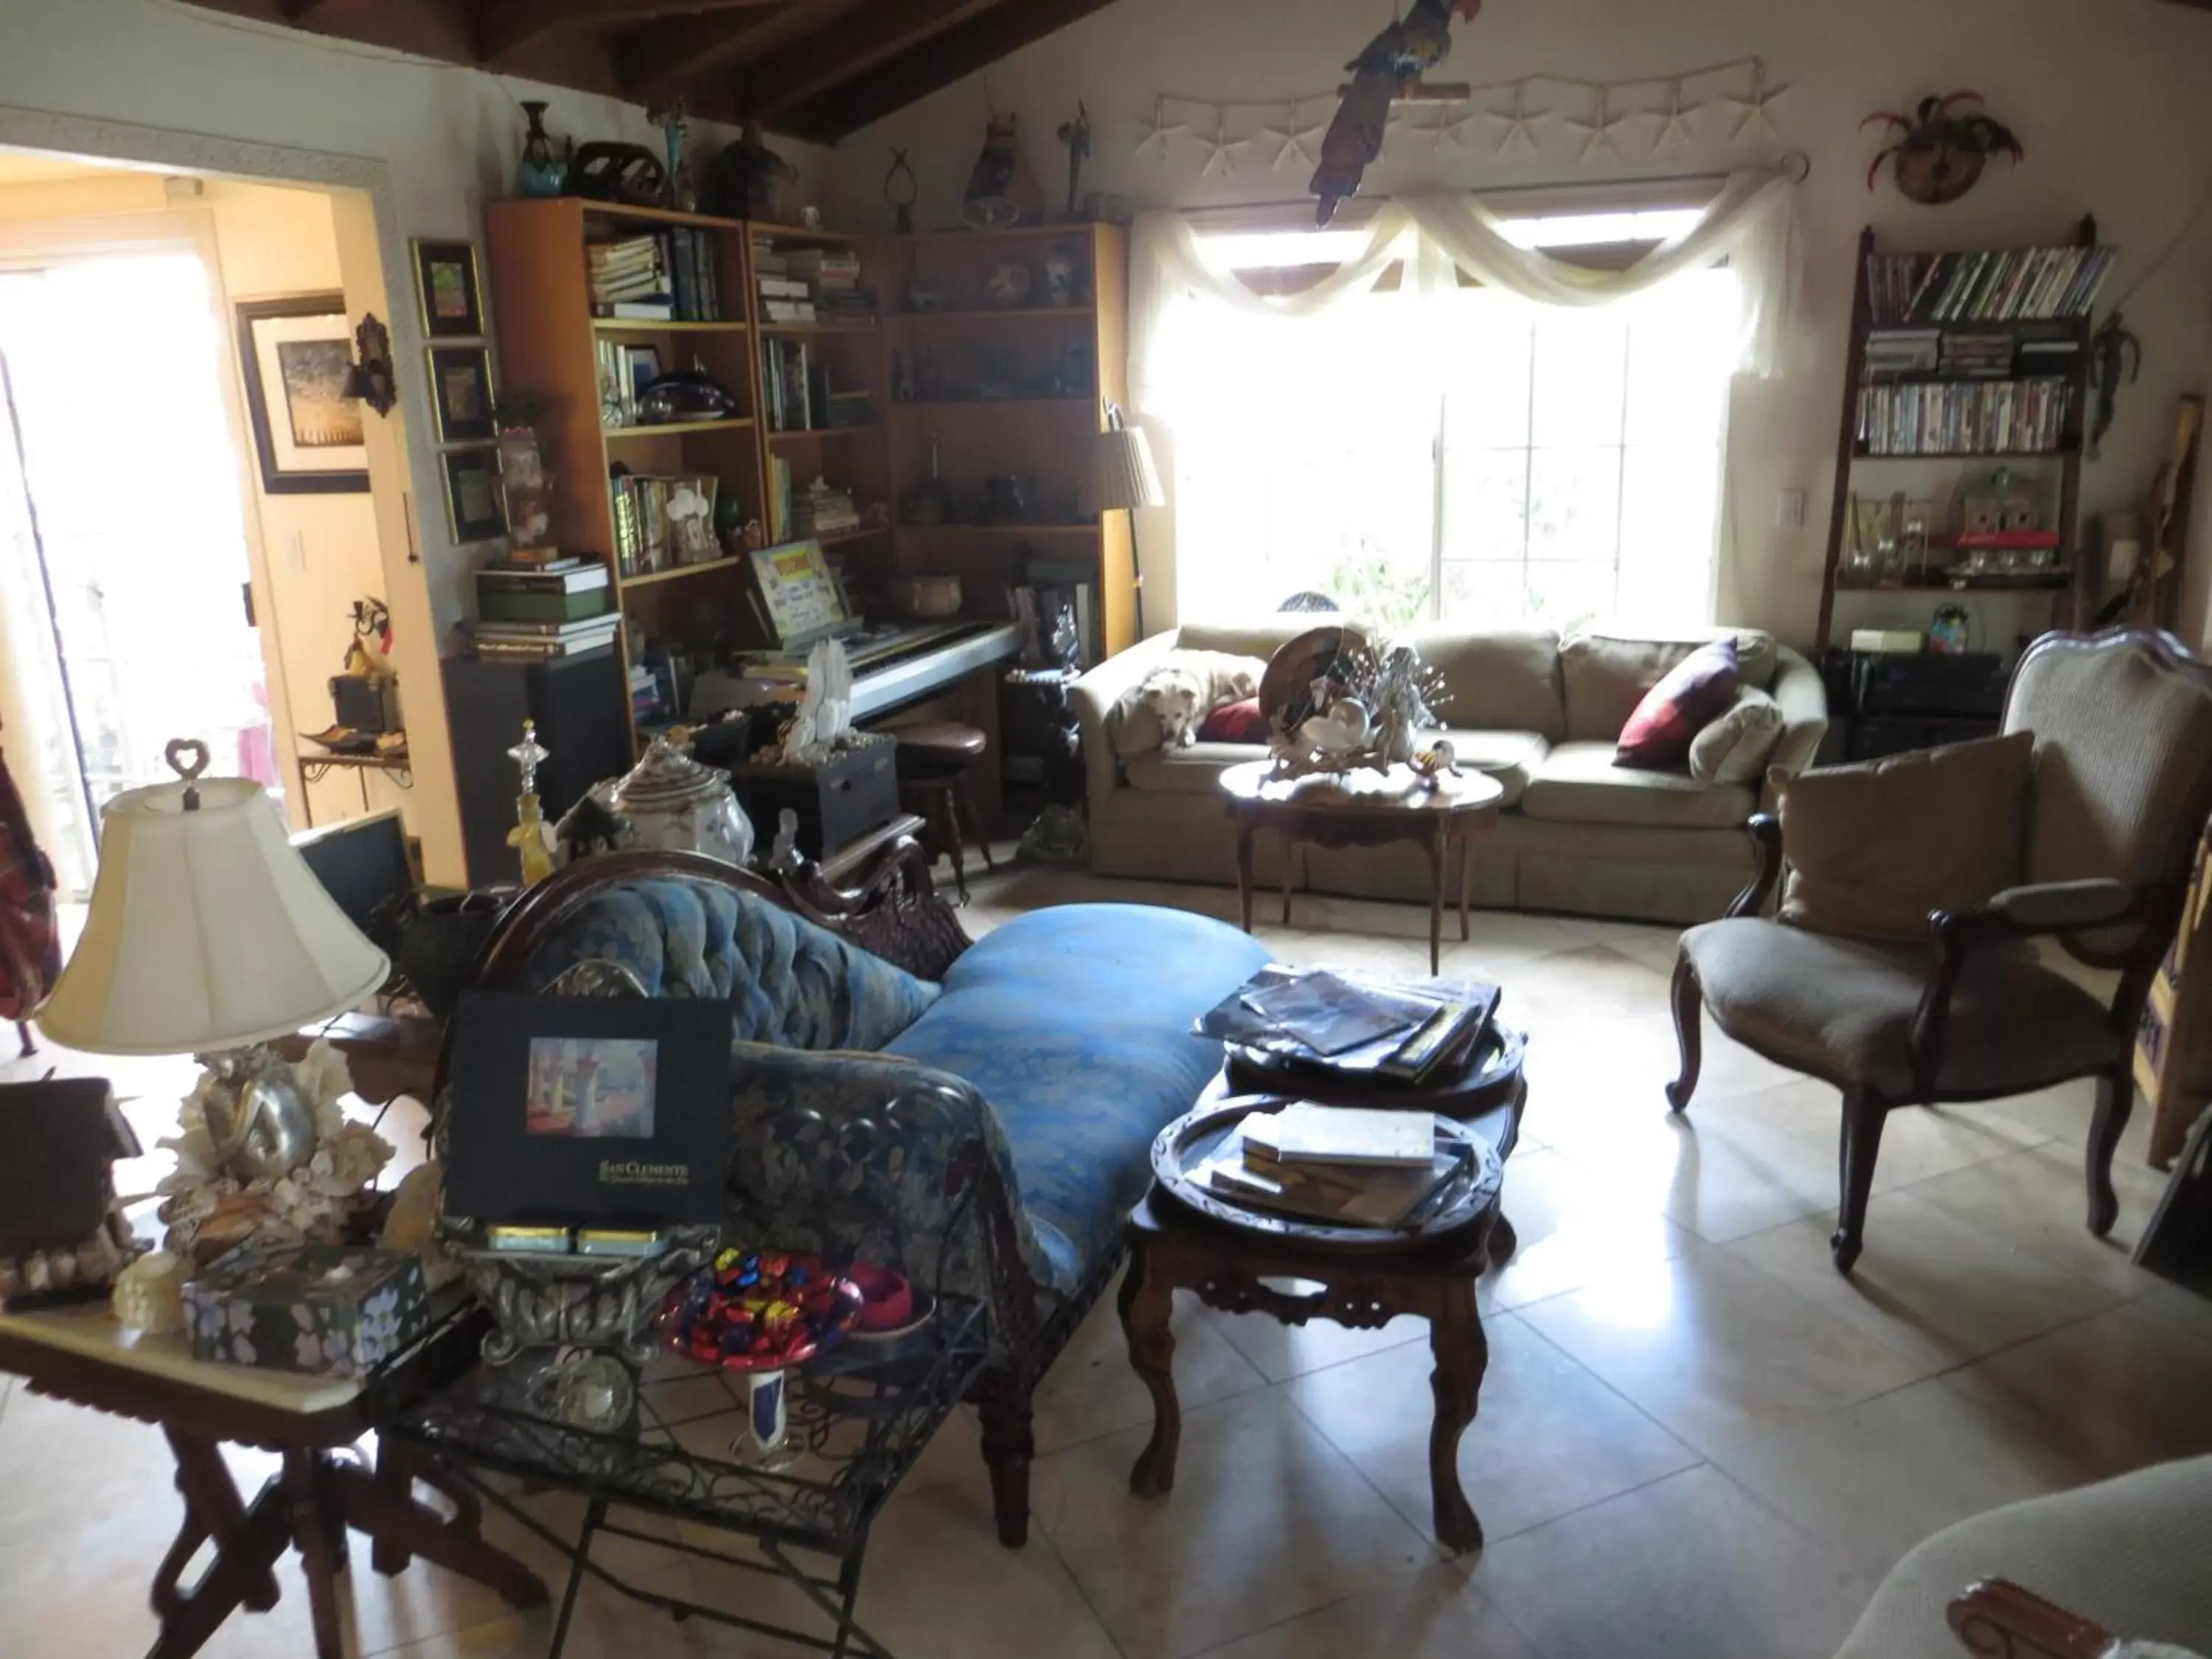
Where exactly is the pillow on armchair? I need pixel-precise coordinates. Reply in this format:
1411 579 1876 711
1773 731 2033 941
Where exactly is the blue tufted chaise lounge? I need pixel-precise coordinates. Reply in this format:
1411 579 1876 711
453 846 1270 1546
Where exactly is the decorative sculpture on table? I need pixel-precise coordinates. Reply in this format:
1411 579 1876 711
1056 102 1092 220
1259 625 1450 782
648 98 698 212
507 720 556 887
1311 0 1484 225
883 147 919 234
515 100 571 198
597 728 755 866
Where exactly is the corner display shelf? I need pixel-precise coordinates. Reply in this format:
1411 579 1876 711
1816 218 2101 655
877 222 1135 661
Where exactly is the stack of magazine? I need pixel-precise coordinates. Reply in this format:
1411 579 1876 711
1193 1103 1478 1228
1193 966 1500 1085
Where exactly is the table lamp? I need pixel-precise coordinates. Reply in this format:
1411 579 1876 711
1094 403 1164 641
35 740 389 1183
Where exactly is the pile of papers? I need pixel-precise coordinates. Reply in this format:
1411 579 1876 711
1194 967 1499 1084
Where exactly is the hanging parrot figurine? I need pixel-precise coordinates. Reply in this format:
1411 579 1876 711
1310 0 1484 226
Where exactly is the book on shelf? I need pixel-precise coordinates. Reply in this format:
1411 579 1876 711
1854 378 2074 455
788 481 859 536
760 337 832 432
1863 243 2116 327
587 229 723 321
762 299 818 324
1242 1102 1436 1168
473 612 623 640
475 585 612 625
476 561 608 594
608 470 720 577
757 275 810 299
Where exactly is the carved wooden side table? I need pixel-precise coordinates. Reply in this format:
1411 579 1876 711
1118 1067 1523 1554
0 1302 546 1659
1218 761 1505 974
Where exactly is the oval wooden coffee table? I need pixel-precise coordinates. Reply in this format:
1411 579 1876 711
1218 760 1506 972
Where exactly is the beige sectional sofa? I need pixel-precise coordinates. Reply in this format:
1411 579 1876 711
1073 617 1829 925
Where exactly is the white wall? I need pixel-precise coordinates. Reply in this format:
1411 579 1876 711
0 0 832 641
818 0 2212 647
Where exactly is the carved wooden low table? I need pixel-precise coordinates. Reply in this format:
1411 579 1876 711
1119 1058 1524 1553
0 1301 546 1659
1218 761 1506 973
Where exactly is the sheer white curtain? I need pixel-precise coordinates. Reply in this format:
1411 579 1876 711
1127 172 1798 628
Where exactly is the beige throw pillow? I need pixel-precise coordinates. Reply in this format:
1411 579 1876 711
1689 687 1784 785
1775 731 2032 941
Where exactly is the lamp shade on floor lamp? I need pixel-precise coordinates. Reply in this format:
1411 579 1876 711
1094 406 1164 639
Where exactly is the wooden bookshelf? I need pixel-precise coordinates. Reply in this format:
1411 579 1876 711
877 221 1135 661
1816 220 2101 654
482 204 1135 768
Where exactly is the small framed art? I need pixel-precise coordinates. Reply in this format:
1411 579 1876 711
235 295 369 495
412 239 484 338
441 445 507 542
428 344 496 444
443 992 736 1228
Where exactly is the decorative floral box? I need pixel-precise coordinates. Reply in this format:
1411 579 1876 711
182 1245 428 1379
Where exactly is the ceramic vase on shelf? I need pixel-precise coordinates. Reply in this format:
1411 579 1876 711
599 730 754 866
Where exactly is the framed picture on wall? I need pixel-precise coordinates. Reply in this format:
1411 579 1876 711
234 295 369 495
441 445 507 543
411 239 484 338
428 344 496 445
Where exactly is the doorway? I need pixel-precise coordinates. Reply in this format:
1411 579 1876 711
0 248 278 894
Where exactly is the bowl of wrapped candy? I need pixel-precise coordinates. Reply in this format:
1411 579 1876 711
657 1248 864 1373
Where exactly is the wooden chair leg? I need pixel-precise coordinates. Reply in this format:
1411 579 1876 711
2086 1060 2136 1238
14 1020 32 1058
1666 955 1703 1113
975 1374 1035 1549
1832 1089 1888 1273
934 787 968 900
954 779 997 873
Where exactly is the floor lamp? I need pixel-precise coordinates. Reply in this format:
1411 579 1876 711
1095 404 1164 642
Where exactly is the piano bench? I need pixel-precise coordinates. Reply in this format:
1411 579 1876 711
892 723 995 900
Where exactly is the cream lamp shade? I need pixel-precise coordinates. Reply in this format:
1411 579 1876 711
1093 414 1164 514
36 771 389 1055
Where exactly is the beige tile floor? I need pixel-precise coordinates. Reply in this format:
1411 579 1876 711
4 861 2211 1659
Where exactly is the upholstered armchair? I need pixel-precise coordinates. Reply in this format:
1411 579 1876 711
1667 630 2212 1272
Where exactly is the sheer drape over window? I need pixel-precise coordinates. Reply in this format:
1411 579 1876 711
1129 172 1798 630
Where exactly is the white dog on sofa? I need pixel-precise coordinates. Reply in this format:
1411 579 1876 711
1119 651 1263 751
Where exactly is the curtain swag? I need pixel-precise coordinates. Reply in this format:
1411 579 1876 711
1129 169 1801 414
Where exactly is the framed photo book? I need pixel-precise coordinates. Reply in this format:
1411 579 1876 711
443 992 735 1230
440 445 508 543
428 343 497 445
234 293 369 494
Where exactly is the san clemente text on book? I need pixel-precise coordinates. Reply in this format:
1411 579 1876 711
598 1160 689 1187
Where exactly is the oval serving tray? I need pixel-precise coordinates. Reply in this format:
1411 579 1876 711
1150 1097 1504 1252
1226 1021 1526 1118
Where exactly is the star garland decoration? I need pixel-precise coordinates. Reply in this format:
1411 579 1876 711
1653 79 1698 154
1724 63 1789 144
1488 82 1551 156
1200 111 1250 179
1562 88 1634 163
1134 96 1189 163
1262 102 1327 172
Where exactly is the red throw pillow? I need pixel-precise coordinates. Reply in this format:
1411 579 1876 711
1197 697 1268 743
1615 639 1740 767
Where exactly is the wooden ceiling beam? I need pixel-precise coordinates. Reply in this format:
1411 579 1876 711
478 0 779 67
722 0 1006 124
615 1 823 101
283 0 352 21
782 0 1123 140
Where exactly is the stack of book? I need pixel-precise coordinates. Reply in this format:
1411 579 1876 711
756 272 816 325
609 469 720 576
1195 1104 1471 1228
788 480 858 537
1194 967 1500 1085
1861 330 1940 378
787 248 871 322
1864 244 2116 326
1936 333 2017 378
587 231 723 321
761 338 827 431
473 559 619 661
1855 378 2074 455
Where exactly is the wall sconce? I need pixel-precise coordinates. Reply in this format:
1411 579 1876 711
341 312 397 417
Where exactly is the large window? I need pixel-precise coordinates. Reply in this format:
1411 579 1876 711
1158 217 1739 631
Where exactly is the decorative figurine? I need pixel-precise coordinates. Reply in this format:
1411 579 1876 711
342 313 397 417
1312 0 1484 225
1043 252 1077 308
496 422 555 560
962 112 1046 228
598 728 754 866
507 720 555 887
515 100 571 198
883 146 918 234
648 98 697 212
2090 312 2141 460
1862 92 2024 204
1055 102 1091 220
